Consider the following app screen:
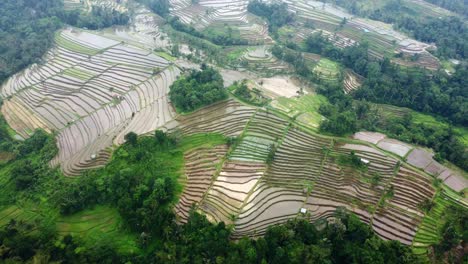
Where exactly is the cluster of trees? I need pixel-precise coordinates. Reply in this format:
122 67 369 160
247 0 295 34
0 219 127 263
168 17 248 46
0 0 63 84
57 130 179 236
300 35 467 127
136 0 170 17
433 204 467 262
305 32 342 61
230 80 268 106
61 6 129 30
425 0 468 16
169 65 227 112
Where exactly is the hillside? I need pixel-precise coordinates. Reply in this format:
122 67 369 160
0 0 466 263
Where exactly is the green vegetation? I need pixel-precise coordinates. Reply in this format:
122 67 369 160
0 0 63 83
335 151 368 171
247 0 295 35
425 0 467 16
136 0 170 17
0 0 129 84
61 6 129 30
330 0 468 59
229 80 269 106
273 94 327 129
169 65 228 112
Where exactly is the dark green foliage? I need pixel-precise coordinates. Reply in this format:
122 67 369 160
61 6 129 30
335 151 367 171
370 114 468 171
230 80 269 106
418 198 435 213
247 0 295 34
57 133 179 235
233 81 252 100
307 37 467 127
136 0 170 17
305 32 343 60
2 130 58 192
169 66 227 112
320 111 357 136
124 132 138 146
0 0 63 84
0 220 127 263
424 0 468 16
271 45 311 77
432 205 467 261
396 16 467 59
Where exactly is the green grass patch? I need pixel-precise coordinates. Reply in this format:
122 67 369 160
63 67 95 81
155 51 176 61
57 205 140 254
226 47 248 61
55 33 100 56
272 94 327 129
178 133 227 152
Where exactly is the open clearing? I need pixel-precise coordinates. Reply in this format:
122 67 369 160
257 76 302 98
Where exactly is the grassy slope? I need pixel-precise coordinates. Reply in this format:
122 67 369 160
271 94 328 130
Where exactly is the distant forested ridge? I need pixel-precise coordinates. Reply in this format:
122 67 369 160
0 0 129 85
169 65 228 112
61 6 129 30
0 0 63 83
329 0 468 59
424 0 468 16
136 0 171 17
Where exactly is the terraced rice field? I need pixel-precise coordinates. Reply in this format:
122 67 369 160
271 94 327 130
353 131 468 192
240 46 291 72
343 70 363 94
313 58 341 84
0 28 180 175
171 100 449 246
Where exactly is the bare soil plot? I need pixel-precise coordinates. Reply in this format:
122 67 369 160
377 138 413 157
257 76 302 98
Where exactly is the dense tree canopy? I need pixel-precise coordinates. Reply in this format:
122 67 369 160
169 65 227 112
136 0 170 17
0 0 63 84
422 0 468 17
